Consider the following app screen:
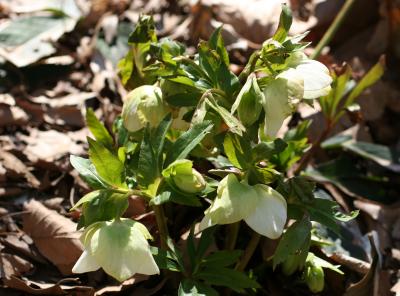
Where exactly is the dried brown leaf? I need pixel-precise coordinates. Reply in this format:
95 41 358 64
0 244 34 279
0 149 40 188
23 199 83 275
3 276 94 296
19 129 86 164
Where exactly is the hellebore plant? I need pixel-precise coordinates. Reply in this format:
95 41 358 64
70 6 358 294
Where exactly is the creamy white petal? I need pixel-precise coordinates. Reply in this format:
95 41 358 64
206 174 258 225
72 250 100 274
90 220 159 281
199 214 216 231
294 60 332 99
262 73 303 138
244 184 287 239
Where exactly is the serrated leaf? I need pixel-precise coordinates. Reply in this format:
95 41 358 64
70 155 108 189
273 217 312 268
164 121 213 166
305 198 358 235
205 97 245 136
88 138 125 188
86 108 114 149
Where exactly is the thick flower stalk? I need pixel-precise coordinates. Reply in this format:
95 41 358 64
73 219 159 281
200 174 287 239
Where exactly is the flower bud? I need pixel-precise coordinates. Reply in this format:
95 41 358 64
162 160 206 194
72 219 159 282
304 264 325 293
231 74 263 126
282 254 301 276
122 85 169 132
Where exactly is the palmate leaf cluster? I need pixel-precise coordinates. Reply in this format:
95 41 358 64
70 7 358 294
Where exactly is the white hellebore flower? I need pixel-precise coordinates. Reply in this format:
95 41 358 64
200 174 287 239
72 219 159 282
263 52 332 138
122 85 169 132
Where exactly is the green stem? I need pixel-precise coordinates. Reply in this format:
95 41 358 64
225 222 240 250
153 205 169 250
238 52 260 83
235 231 261 272
311 0 357 59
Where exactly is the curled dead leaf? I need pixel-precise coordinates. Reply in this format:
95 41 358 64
23 200 83 275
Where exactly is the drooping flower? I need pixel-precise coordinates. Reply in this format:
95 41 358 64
200 174 287 239
72 219 159 282
162 159 206 194
262 52 332 138
122 85 169 132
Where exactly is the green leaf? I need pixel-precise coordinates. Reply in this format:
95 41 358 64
205 97 245 136
164 121 213 166
305 198 358 235
277 176 315 203
341 140 400 172
151 246 181 272
71 190 101 211
344 58 384 108
152 113 172 168
209 26 229 67
195 266 260 293
179 279 218 296
128 15 156 44
249 166 280 185
118 49 135 85
304 156 393 203
137 125 158 188
150 190 201 207
70 155 108 189
252 138 288 163
202 250 242 267
272 4 293 42
223 133 252 169
86 108 114 149
88 138 125 188
309 252 344 275
79 190 128 228
273 217 312 269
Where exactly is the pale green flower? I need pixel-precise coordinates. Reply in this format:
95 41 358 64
262 53 332 138
162 159 206 194
122 85 169 132
72 219 159 281
200 174 287 239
